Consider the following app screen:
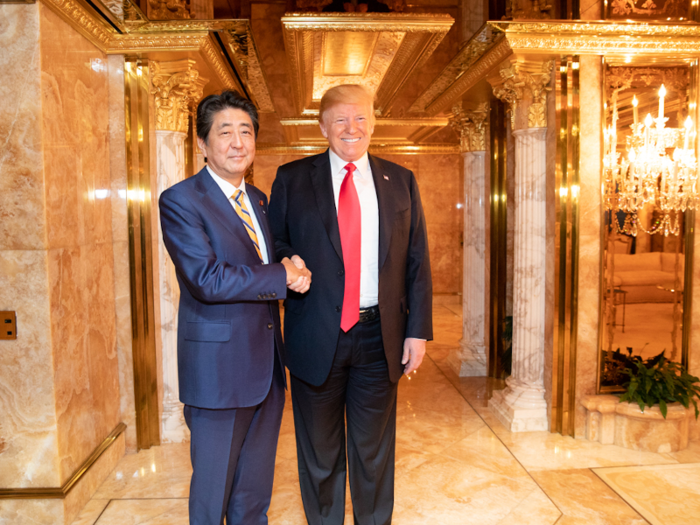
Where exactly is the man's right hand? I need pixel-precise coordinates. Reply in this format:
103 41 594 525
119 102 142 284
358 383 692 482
281 257 312 293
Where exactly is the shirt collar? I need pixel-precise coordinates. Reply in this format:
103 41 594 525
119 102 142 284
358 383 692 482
206 165 247 200
328 149 370 179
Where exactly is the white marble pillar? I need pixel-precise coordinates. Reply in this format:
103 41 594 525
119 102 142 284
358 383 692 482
489 128 549 431
156 129 188 443
151 59 207 443
449 150 488 376
487 59 553 432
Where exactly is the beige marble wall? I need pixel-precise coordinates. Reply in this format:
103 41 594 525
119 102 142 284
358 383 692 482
254 152 463 294
575 55 604 437
0 3 123 523
0 3 60 490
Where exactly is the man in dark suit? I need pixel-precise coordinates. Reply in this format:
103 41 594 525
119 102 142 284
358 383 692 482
159 90 311 525
268 84 432 525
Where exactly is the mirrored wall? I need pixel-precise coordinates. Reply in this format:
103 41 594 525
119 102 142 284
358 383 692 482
599 63 696 391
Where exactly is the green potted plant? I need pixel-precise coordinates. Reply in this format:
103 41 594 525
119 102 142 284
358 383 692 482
619 351 700 419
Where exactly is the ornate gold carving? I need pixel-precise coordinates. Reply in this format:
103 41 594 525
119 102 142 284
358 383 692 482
148 0 193 20
282 12 453 116
42 0 114 52
151 59 208 133
450 102 488 152
489 59 553 129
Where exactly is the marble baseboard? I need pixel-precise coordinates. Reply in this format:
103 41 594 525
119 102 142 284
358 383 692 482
0 432 124 525
583 395 696 453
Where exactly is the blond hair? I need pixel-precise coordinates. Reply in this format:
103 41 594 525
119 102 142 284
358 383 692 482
318 84 375 123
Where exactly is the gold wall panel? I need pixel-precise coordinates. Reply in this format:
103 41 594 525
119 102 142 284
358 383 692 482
553 56 581 436
322 32 378 76
124 58 161 450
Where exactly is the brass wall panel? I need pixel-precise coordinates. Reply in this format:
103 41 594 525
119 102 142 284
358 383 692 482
552 57 581 436
489 96 508 378
125 58 161 450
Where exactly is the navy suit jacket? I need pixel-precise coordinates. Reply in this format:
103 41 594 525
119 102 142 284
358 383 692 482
269 151 433 386
159 167 287 409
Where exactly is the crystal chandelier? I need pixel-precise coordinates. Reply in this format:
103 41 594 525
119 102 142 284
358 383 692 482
603 85 698 236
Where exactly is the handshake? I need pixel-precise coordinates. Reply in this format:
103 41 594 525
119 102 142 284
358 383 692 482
281 255 312 294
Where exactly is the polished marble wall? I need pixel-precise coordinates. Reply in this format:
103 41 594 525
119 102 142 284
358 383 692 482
254 153 463 295
0 3 123 523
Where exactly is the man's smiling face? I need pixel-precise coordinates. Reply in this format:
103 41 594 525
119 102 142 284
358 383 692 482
319 102 375 162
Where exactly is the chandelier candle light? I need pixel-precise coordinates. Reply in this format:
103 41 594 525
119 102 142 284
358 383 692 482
604 84 699 236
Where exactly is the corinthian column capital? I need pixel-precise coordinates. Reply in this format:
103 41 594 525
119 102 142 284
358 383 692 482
151 59 209 133
450 102 489 153
488 58 553 130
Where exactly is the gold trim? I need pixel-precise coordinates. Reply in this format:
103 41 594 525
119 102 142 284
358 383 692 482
39 0 272 111
257 143 460 155
280 12 454 32
412 19 700 119
0 423 126 499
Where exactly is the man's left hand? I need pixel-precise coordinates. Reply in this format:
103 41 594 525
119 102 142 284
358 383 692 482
401 337 426 375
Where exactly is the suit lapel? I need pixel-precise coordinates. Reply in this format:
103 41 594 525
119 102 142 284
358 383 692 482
196 169 261 262
248 187 275 263
369 154 395 271
310 151 343 261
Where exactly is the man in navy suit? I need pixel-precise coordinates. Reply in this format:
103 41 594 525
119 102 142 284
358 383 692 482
159 90 311 525
269 84 432 525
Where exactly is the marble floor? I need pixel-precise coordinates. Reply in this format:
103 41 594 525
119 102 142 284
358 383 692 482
72 300 700 525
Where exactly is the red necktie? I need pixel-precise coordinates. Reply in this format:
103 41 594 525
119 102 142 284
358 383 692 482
338 163 361 332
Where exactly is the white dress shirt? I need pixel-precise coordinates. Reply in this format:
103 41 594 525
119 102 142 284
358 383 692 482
207 166 269 264
329 149 379 308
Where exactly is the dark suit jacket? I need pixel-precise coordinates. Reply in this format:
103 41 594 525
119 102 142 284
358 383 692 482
269 150 432 386
159 167 287 410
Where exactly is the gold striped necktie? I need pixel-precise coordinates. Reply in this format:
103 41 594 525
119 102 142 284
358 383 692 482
232 189 263 261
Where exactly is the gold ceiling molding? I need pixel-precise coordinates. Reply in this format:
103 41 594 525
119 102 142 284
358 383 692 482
278 117 452 147
152 59 208 133
257 143 460 155
281 12 453 117
38 0 273 111
412 19 700 118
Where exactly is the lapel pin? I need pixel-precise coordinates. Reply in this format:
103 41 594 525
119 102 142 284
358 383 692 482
383 175 389 181
259 200 264 206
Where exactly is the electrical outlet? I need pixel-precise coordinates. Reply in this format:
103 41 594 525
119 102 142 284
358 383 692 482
0 311 17 340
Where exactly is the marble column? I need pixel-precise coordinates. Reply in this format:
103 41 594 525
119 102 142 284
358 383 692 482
488 59 553 432
151 59 208 443
448 103 489 376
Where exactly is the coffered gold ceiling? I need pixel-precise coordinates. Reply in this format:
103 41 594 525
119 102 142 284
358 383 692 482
281 13 454 118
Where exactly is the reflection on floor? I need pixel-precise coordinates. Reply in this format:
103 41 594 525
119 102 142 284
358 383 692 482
72 301 700 525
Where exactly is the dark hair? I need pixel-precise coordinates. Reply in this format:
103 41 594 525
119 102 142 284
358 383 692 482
196 90 259 143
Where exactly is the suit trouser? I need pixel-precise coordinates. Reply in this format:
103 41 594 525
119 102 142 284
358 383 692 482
184 357 285 525
291 317 398 525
